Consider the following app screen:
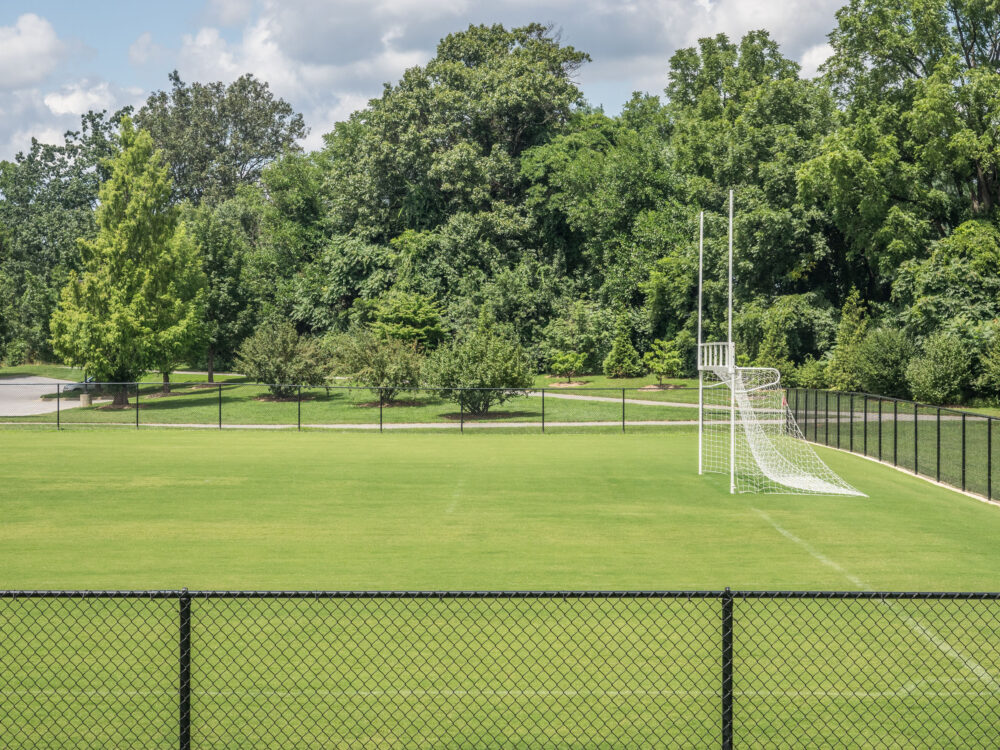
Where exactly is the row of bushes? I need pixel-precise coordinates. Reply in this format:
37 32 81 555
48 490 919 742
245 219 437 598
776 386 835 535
235 317 534 416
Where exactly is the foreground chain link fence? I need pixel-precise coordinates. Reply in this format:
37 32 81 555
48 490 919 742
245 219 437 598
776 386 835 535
2 590 1000 748
790 388 998 501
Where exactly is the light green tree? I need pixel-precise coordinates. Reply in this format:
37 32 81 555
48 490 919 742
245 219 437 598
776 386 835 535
549 350 586 382
826 289 868 391
643 339 684 385
50 117 205 404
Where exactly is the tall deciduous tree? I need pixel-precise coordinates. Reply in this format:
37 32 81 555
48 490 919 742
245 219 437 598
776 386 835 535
50 118 205 403
136 71 307 205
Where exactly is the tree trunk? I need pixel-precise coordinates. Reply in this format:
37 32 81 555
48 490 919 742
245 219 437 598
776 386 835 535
112 387 129 407
207 344 215 384
162 371 170 394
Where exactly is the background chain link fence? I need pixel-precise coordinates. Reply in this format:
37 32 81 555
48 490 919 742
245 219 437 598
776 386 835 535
790 388 997 502
2 590 1000 748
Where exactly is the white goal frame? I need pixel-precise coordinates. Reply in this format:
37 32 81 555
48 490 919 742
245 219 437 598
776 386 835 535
696 191 863 497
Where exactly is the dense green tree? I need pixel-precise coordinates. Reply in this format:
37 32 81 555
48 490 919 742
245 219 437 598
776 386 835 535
371 291 446 348
826 289 869 391
0 110 124 362
136 71 306 205
854 328 916 398
49 118 203 403
906 330 971 404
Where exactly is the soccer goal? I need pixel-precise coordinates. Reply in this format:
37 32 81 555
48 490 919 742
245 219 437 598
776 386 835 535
696 192 864 496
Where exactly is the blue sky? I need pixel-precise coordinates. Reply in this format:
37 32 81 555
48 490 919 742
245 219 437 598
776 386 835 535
0 0 843 160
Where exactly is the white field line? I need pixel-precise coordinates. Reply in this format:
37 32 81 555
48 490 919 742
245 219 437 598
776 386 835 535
752 508 1000 692
2 685 994 700
445 478 465 514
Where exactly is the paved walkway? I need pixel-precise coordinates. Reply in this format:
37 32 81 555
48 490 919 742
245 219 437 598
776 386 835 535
0 376 77 416
528 391 696 409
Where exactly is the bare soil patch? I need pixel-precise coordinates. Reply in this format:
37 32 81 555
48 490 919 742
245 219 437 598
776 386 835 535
253 394 318 403
440 410 536 421
638 384 684 391
548 381 589 388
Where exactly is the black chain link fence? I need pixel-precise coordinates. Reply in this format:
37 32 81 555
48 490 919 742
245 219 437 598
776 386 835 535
0 381 700 433
790 388 998 501
2 590 1000 748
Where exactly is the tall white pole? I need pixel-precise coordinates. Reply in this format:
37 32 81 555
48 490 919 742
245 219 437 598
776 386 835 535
728 190 736 494
697 211 704 475
728 189 734 346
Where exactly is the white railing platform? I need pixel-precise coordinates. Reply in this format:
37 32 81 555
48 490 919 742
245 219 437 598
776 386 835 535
698 342 735 372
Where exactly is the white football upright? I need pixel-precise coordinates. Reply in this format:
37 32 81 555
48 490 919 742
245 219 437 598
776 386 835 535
696 191 864 496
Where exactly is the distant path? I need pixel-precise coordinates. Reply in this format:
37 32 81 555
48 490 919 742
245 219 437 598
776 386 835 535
0 377 77 416
528 391 696 409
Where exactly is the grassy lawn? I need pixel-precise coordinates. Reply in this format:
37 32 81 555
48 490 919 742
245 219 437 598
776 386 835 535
2 430 1000 746
6 382 698 426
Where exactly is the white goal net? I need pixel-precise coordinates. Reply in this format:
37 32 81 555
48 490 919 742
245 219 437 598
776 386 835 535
700 352 863 496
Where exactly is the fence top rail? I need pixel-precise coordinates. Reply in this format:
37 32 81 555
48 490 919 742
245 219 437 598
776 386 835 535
793 387 997 422
2 589 1000 600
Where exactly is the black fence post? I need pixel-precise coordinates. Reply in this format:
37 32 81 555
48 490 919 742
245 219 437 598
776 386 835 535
849 394 854 452
379 388 384 433
460 395 464 434
989 418 993 501
541 389 545 434
878 399 883 461
297 386 302 431
56 384 60 431
937 408 941 483
863 397 868 456
825 391 829 445
136 383 140 430
721 587 734 750
914 403 918 475
178 589 191 750
836 393 841 448
962 413 967 492
218 384 223 429
893 400 898 466
622 389 626 434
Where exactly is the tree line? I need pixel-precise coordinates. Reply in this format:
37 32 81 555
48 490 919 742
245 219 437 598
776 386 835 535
2 1 1000 407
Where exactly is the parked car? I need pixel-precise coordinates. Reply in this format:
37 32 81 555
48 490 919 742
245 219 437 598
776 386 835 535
62 376 96 393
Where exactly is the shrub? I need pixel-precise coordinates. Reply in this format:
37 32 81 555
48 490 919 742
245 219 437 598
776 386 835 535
602 317 643 378
854 327 915 398
977 327 1000 399
549 350 586 383
424 318 533 415
905 331 971 404
326 329 422 402
642 339 683 385
796 356 828 389
235 320 326 397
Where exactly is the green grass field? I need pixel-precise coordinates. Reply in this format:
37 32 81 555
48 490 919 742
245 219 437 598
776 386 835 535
3 429 1000 746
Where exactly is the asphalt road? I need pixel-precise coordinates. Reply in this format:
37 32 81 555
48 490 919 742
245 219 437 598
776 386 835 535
0 376 76 416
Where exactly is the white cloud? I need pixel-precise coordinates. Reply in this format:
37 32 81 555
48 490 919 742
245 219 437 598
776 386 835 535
44 80 116 116
799 42 833 79
206 0 257 26
0 14 67 90
129 32 167 66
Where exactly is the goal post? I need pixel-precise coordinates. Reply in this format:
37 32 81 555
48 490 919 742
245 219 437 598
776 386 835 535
695 192 864 497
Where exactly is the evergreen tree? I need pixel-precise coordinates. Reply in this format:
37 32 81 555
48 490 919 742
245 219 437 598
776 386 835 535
50 118 204 404
826 289 868 391
602 316 643 378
